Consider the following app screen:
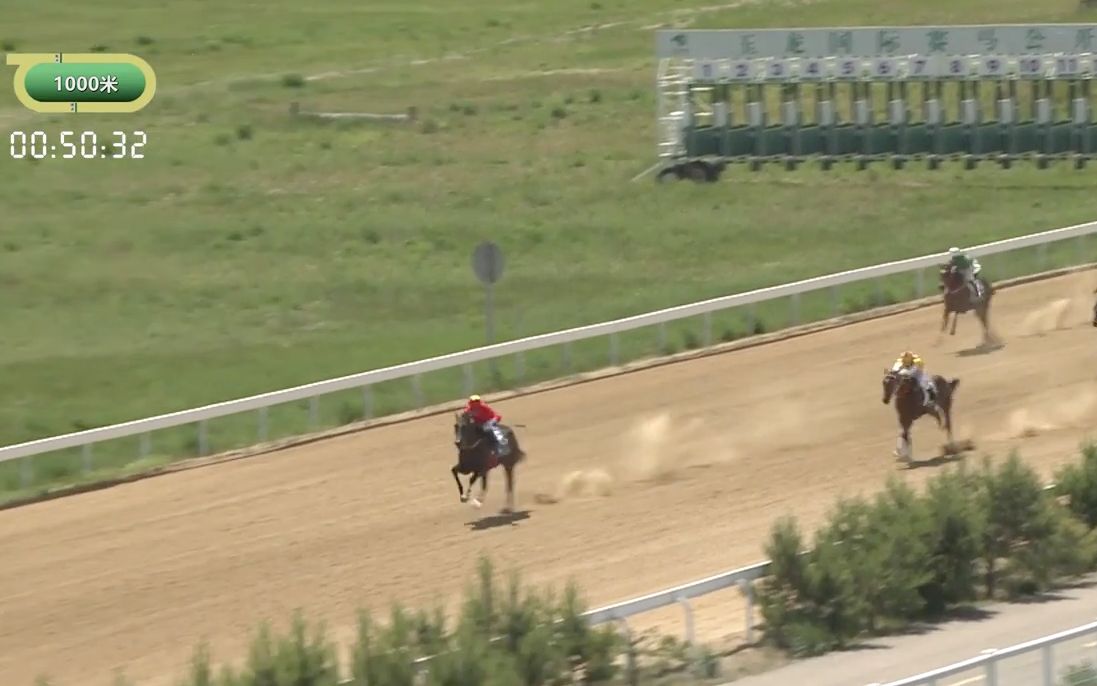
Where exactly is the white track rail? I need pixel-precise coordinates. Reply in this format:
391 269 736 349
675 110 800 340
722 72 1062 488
1 219 1095 465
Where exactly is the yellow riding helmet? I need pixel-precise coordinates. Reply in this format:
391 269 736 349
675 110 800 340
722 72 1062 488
468 394 481 403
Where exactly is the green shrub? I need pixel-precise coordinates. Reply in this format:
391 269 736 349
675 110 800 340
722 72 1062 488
919 465 985 615
978 453 1075 598
1060 661 1097 686
761 447 1097 658
1055 444 1097 528
143 555 628 686
351 607 419 686
758 513 867 655
186 612 340 686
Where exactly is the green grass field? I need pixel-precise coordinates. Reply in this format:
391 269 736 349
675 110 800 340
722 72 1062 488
3 0 1097 497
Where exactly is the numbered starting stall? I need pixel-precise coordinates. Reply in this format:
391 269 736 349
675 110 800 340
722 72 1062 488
654 24 1097 182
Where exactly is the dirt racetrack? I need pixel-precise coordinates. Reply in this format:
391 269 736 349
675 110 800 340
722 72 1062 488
3 272 1097 686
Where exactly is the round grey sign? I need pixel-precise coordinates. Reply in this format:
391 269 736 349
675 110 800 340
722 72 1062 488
471 241 505 285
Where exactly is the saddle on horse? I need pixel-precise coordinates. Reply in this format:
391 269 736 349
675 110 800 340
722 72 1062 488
483 421 511 458
898 367 937 412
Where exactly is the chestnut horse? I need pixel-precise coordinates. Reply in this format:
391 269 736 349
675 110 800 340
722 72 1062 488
882 369 959 462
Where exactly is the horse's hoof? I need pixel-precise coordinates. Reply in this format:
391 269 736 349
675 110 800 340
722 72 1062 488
500 507 513 515
460 494 469 503
469 498 482 509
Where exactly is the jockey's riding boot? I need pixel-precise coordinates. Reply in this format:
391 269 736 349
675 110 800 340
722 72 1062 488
492 427 509 457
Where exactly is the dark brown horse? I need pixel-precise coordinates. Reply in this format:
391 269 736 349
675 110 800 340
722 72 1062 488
939 266 996 344
451 412 526 513
882 369 959 462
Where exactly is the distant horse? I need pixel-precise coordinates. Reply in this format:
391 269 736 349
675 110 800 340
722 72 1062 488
882 369 959 462
939 266 996 344
451 412 526 513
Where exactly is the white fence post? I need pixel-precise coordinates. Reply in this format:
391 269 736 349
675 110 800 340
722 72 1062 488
462 364 473 397
738 578 755 644
258 406 268 442
1041 644 1053 685
677 596 696 645
515 350 525 382
985 652 998 686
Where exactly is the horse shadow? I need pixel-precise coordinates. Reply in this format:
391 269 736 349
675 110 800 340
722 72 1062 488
903 439 975 470
955 341 1005 357
904 453 965 470
466 509 533 532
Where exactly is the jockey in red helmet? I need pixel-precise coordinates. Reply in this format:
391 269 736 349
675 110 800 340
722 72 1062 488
464 394 509 456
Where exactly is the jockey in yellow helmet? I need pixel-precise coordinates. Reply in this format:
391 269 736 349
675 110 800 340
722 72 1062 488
891 350 937 409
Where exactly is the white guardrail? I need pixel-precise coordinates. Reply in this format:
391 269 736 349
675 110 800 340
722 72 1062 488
2 218 1096 466
874 618 1097 686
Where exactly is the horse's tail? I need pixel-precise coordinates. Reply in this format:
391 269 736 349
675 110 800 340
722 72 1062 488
933 375 959 396
506 428 526 463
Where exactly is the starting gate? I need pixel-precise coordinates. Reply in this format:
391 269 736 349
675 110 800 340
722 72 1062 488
654 24 1097 180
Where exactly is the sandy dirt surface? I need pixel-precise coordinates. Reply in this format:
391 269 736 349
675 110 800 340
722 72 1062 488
3 272 1097 686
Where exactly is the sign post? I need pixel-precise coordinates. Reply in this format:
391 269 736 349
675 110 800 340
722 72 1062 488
470 241 505 356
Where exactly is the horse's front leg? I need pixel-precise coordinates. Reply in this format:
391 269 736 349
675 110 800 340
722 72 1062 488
940 306 949 333
452 465 465 501
950 312 958 335
468 470 488 509
464 472 480 504
895 425 912 461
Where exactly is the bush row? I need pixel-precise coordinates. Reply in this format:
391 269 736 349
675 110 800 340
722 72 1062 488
36 558 630 686
38 557 728 686
759 445 1097 657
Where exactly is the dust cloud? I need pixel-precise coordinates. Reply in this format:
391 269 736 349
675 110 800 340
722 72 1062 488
1005 387 1097 439
1018 272 1096 336
535 411 740 504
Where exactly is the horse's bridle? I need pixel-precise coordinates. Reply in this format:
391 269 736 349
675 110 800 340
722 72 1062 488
941 267 966 296
454 415 485 450
885 370 914 399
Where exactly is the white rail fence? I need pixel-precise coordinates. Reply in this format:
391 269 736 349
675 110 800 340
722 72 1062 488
394 559 772 677
582 559 770 643
2 219 1096 479
874 618 1097 686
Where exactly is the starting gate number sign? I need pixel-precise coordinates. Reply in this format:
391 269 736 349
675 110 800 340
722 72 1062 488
657 24 1097 60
